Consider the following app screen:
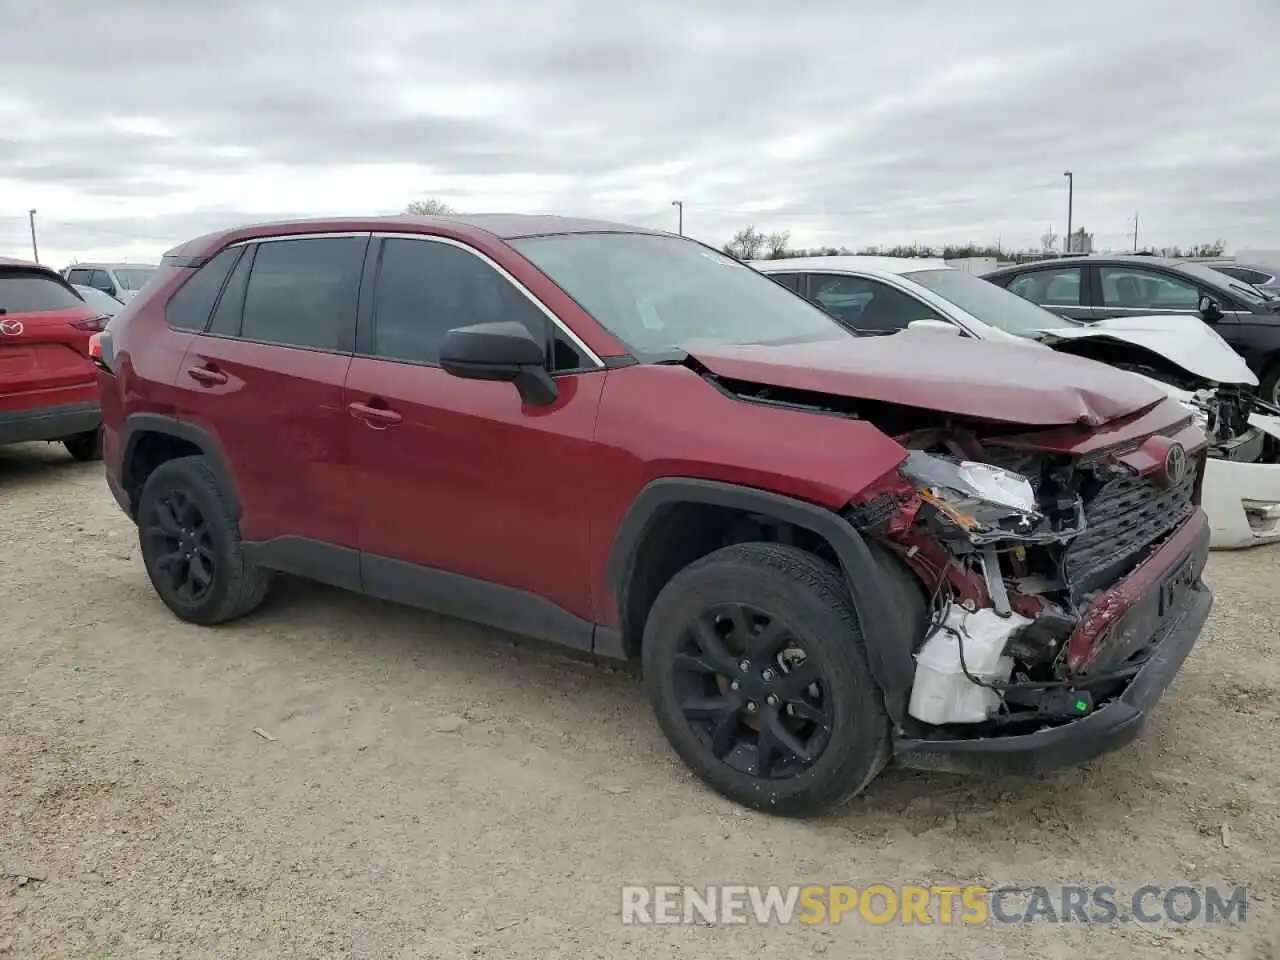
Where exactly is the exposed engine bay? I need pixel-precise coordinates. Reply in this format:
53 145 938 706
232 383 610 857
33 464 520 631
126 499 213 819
847 427 1202 736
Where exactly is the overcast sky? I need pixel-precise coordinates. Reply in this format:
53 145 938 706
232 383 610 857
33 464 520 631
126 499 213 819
2 0 1277 267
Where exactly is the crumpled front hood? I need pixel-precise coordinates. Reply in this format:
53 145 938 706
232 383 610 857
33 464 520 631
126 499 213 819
1039 314 1256 387
688 335 1168 427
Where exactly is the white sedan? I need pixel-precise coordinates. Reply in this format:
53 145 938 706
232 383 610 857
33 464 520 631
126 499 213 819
750 256 1280 550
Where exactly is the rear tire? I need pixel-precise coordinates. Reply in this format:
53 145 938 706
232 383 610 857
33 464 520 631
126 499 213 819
136 455 270 625
642 543 890 817
62 428 102 462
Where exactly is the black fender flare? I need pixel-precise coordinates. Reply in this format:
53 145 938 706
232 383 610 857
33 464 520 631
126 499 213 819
120 414 242 519
605 477 915 722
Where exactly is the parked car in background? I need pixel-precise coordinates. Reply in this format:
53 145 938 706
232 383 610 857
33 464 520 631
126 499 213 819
0 256 105 460
72 283 125 318
981 255 1280 404
92 215 1215 817
1199 261 1280 299
63 262 158 302
752 256 1280 550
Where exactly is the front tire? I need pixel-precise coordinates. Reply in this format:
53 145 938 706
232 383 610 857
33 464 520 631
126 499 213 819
136 455 270 625
642 543 890 817
62 428 102 462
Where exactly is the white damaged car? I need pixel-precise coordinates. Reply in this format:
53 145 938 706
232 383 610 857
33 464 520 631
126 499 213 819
751 256 1280 549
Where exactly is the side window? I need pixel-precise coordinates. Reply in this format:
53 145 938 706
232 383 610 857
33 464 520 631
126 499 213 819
767 272 804 294
164 247 242 331
67 268 92 286
1220 266 1271 286
804 273 940 332
369 237 552 367
208 246 254 337
1008 268 1082 306
1099 267 1200 310
238 236 366 351
89 270 115 293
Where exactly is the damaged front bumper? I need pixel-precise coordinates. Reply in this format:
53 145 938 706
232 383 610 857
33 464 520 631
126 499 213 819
892 509 1213 776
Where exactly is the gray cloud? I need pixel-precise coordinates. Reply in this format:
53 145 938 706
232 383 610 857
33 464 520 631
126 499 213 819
1 0 1277 264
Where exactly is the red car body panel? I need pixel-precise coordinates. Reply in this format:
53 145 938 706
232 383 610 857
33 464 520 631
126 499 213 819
687 336 1169 427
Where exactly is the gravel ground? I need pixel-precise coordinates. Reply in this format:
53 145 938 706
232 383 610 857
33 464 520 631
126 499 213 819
2 442 1278 959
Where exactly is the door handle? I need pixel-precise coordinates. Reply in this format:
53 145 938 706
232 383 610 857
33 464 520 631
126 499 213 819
347 401 402 426
187 366 228 386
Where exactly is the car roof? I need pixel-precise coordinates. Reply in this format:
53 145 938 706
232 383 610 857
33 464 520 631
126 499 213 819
749 255 951 276
985 254 1190 275
163 213 671 260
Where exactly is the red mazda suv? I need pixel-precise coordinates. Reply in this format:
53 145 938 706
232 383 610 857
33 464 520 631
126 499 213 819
93 215 1213 816
1 256 107 460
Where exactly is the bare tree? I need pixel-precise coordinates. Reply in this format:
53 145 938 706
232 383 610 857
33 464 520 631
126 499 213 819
1039 228 1059 254
765 230 791 259
405 198 456 216
726 226 766 260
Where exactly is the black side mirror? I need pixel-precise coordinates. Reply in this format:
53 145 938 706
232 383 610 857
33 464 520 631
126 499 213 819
1198 294 1223 322
439 321 557 405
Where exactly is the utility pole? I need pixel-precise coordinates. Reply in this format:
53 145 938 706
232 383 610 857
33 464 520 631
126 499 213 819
28 209 39 263
1062 171 1073 254
671 200 683 236
1132 212 1139 253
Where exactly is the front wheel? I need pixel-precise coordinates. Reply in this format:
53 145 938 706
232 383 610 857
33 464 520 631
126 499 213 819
642 543 890 817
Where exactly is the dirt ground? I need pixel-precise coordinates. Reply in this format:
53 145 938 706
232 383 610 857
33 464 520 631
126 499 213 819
1 442 1278 960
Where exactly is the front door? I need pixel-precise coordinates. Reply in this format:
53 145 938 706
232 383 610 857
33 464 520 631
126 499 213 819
344 235 604 641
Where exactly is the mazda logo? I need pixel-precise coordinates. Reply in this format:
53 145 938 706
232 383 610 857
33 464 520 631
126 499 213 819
1164 442 1188 487
0 319 23 336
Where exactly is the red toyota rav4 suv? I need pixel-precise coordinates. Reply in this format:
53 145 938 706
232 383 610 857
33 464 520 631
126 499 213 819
1 256 107 460
94 215 1213 817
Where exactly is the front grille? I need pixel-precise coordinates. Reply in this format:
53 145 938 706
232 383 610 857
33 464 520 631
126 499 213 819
1063 463 1198 598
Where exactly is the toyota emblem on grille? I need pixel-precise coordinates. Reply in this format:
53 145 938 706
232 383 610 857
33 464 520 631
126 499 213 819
0 319 23 336
1164 442 1188 486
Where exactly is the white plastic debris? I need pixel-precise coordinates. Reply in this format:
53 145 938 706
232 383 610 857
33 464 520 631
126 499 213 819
908 607 1030 725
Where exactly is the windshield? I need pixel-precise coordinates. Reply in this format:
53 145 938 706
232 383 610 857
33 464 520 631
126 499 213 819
1174 261 1270 307
114 267 156 291
905 268 1066 338
509 233 849 357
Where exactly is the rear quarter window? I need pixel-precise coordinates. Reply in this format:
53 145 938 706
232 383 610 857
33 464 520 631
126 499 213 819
0 269 86 313
164 247 243 331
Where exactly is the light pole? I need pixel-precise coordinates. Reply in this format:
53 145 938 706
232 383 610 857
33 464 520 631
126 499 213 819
28 209 39 263
671 200 683 236
1062 171 1073 254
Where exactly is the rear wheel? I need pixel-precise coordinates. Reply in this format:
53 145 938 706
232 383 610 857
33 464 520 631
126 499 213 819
137 455 270 625
62 428 102 462
642 543 890 817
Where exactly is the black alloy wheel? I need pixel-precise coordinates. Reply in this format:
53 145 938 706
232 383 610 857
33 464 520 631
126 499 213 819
135 455 270 625
642 542 891 817
142 487 217 604
672 601 833 779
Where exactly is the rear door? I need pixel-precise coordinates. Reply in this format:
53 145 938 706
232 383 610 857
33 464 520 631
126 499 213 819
171 233 368 573
0 265 98 417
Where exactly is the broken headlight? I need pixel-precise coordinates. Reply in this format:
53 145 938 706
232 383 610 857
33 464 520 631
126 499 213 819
899 451 1044 543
